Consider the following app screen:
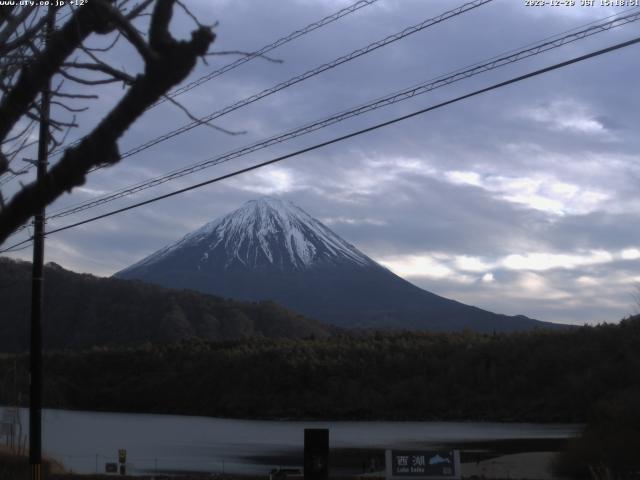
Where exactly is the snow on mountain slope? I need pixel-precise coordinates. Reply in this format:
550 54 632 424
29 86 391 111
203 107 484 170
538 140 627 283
115 196 554 332
118 197 375 275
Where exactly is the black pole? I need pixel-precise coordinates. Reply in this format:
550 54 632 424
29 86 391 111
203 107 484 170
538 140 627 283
30 7 54 480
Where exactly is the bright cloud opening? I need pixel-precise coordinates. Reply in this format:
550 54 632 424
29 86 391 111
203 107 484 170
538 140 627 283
521 99 608 135
378 254 473 283
455 255 493 272
502 250 613 271
441 169 609 215
621 248 640 260
233 167 296 195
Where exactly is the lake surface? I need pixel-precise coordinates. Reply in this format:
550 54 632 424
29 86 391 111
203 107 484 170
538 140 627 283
1 407 580 475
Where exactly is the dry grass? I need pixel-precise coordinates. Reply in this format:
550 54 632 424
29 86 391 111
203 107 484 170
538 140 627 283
0 448 66 479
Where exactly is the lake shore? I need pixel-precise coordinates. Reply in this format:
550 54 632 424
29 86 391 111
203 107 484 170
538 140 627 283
1 407 577 478
3 438 565 479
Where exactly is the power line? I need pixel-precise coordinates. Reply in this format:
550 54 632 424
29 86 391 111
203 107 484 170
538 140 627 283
40 9 640 224
101 0 495 163
156 0 379 106
0 239 33 253
9 0 494 213
1 0 380 184
10 3 633 192
2 32 636 254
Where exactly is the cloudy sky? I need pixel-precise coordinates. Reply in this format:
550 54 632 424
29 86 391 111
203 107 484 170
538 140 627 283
3 0 640 325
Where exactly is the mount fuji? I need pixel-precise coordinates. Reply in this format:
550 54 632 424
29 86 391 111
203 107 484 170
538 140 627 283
115 197 553 332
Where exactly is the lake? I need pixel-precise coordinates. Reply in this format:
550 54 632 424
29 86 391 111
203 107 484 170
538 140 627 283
1 407 580 475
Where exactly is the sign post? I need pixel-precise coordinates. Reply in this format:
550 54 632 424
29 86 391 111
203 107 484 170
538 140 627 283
118 449 127 475
385 450 460 480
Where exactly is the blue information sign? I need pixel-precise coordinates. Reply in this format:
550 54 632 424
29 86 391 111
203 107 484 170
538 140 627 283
386 450 460 480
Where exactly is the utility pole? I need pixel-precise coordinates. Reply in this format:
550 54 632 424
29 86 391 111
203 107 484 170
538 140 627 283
30 7 54 480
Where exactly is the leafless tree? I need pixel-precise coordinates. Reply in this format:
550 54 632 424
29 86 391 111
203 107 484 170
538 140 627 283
0 0 216 245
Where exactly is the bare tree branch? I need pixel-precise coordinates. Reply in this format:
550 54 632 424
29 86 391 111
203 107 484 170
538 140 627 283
0 151 8 177
0 1 115 141
125 0 155 20
47 116 75 152
83 32 122 52
0 6 16 25
3 118 35 144
149 0 173 49
0 0 215 243
163 94 246 136
100 1 159 63
5 137 37 162
52 92 99 100
176 0 205 29
0 15 47 56
207 50 283 64
59 68 126 86
50 101 89 113
62 61 135 84
0 6 33 47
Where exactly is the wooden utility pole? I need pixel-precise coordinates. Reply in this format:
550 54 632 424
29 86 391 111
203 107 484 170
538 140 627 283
30 7 54 480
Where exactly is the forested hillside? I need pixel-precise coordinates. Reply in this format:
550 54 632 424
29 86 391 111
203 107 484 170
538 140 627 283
0 257 333 352
1 316 638 422
116 197 554 333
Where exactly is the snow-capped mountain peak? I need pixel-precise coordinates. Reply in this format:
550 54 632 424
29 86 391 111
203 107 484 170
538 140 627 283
119 197 374 274
115 197 550 333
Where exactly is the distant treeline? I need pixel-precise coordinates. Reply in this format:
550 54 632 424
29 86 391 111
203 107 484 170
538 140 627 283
1 316 639 423
0 258 334 352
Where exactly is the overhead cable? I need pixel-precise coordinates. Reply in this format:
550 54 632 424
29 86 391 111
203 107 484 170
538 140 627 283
5 0 492 191
41 9 640 223
2 0 380 184
157 0 380 105
109 0 495 161
2 32 637 254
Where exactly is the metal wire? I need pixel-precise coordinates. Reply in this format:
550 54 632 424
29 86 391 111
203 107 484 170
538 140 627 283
16 0 496 219
41 0 380 161
112 0 494 162
4 33 640 253
157 0 380 105
41 9 640 224
40 34 640 239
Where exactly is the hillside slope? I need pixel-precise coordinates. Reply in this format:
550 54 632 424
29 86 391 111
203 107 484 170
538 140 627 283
0 257 333 352
116 197 557 332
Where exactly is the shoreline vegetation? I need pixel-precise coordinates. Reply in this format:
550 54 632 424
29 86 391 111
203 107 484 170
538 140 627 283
1 316 639 422
1 318 638 477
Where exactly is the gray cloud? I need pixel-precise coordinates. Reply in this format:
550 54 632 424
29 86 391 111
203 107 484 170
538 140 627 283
5 0 640 325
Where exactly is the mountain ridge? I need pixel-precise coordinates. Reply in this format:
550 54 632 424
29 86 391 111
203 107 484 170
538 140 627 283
116 197 559 332
0 257 334 352
118 197 377 276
